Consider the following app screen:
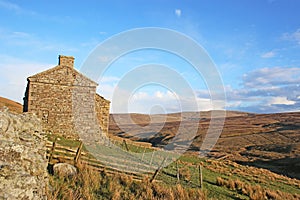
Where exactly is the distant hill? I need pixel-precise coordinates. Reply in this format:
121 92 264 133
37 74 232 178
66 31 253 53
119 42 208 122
1 96 299 179
109 111 300 179
0 96 22 113
110 110 249 126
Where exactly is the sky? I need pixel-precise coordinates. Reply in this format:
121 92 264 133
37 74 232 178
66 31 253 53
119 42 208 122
0 0 300 114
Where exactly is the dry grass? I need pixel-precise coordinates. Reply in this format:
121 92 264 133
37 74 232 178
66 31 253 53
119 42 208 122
216 176 300 200
205 159 300 189
47 163 206 200
47 163 101 200
216 177 225 186
0 96 23 113
179 166 191 182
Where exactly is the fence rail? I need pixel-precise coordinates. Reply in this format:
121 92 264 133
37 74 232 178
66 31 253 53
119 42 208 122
46 137 203 187
46 138 160 181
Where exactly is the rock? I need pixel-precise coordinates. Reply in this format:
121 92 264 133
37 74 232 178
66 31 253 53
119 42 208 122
53 163 77 178
0 109 48 200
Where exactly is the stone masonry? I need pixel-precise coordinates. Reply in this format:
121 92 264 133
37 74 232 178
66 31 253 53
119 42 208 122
95 94 110 137
23 55 110 139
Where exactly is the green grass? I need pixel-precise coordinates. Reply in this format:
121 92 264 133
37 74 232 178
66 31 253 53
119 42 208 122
47 134 81 148
156 160 249 199
47 134 300 200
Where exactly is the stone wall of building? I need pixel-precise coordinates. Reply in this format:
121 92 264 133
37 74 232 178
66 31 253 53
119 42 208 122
25 80 75 138
95 94 110 136
23 55 110 140
72 85 101 143
0 108 48 200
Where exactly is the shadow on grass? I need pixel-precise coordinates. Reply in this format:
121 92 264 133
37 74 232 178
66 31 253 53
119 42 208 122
237 156 300 180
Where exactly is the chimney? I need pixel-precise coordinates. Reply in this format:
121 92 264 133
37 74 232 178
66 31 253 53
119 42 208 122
58 55 74 68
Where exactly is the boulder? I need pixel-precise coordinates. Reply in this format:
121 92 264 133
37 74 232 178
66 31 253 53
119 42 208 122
53 163 77 178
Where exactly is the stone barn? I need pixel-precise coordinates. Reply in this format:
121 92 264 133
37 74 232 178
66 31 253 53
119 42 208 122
23 55 110 139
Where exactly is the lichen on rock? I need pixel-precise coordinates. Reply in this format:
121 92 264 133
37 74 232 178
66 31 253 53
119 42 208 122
0 107 48 200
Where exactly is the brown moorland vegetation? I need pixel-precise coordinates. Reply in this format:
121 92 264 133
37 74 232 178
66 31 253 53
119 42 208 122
0 96 22 113
216 176 300 200
109 111 300 179
47 163 206 200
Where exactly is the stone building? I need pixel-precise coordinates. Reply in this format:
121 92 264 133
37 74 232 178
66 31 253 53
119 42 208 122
23 55 110 139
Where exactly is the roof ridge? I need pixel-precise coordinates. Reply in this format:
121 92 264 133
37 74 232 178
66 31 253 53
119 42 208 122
28 65 98 86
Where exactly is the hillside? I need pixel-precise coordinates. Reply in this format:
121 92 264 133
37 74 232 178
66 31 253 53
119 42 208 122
1 95 298 179
47 133 300 200
0 96 23 113
0 96 299 199
109 111 300 179
111 111 249 125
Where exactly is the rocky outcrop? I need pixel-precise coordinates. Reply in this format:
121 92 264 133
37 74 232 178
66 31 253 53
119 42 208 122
0 107 48 200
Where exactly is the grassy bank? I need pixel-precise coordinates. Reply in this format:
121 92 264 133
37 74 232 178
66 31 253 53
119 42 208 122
46 134 300 199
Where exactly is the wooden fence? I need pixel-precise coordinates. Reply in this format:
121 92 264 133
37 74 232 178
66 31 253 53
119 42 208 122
46 139 163 181
46 138 203 187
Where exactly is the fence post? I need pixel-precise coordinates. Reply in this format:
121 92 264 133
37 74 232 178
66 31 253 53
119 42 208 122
141 147 146 161
109 138 112 148
123 139 129 151
176 161 180 182
74 141 83 165
150 156 167 183
149 151 155 166
48 137 57 163
199 164 203 189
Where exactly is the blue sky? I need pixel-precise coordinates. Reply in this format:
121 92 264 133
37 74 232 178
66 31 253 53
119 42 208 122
0 0 300 113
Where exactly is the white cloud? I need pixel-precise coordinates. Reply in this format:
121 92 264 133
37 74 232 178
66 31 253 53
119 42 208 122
243 67 300 88
282 28 300 45
0 55 53 103
154 91 175 100
225 66 300 113
0 0 35 15
128 90 180 113
0 0 22 12
175 9 181 17
261 51 276 58
131 91 149 100
0 29 78 52
97 55 113 63
292 29 300 44
99 76 120 83
268 96 295 105
109 88 223 114
96 84 115 100
0 29 32 43
103 86 206 114
11 31 31 38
